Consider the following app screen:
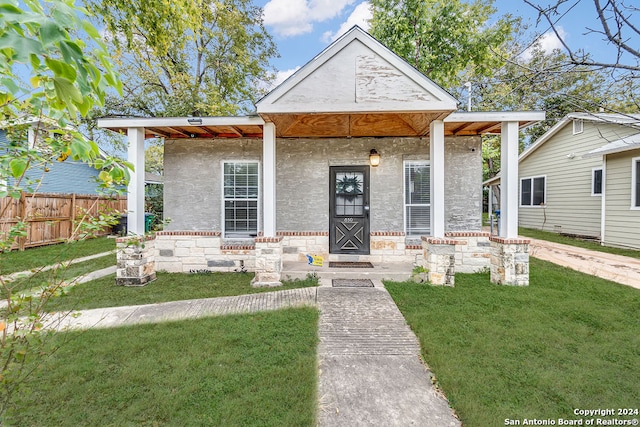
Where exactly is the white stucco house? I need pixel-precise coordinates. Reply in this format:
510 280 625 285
485 112 640 250
99 26 544 286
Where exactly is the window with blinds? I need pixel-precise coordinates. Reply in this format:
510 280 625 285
404 161 430 235
520 176 546 207
223 162 259 237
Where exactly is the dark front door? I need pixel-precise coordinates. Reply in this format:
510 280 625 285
330 166 370 254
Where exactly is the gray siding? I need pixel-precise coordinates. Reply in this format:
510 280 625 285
603 149 640 249
164 135 482 233
519 121 637 237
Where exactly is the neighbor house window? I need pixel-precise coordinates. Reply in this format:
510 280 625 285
633 157 640 209
573 119 583 134
592 167 603 196
520 176 546 207
223 162 259 237
404 161 430 235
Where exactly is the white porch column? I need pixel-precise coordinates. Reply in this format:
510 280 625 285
430 120 445 237
263 122 276 237
500 121 519 238
127 127 145 235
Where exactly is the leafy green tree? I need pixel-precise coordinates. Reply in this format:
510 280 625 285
0 0 127 417
369 0 516 91
84 0 279 117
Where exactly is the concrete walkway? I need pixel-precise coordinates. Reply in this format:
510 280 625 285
42 287 317 331
528 238 640 289
0 250 116 283
317 282 460 426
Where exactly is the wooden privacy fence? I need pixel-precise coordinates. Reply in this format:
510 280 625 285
0 193 127 250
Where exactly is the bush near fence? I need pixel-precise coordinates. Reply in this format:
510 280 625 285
0 193 127 250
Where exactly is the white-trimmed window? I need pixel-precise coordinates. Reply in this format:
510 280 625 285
223 161 259 237
592 167 603 196
404 161 430 235
632 157 640 209
520 176 546 207
573 119 583 135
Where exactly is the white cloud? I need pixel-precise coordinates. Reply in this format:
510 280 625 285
263 0 357 37
322 2 372 43
522 27 567 60
274 66 301 87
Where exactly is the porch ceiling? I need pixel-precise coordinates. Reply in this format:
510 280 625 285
261 112 450 138
97 111 545 139
101 123 264 139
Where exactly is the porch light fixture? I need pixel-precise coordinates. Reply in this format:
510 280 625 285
187 118 202 125
369 149 380 167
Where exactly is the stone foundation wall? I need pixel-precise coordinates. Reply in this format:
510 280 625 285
279 231 419 264
154 231 255 273
279 232 329 263
445 232 491 273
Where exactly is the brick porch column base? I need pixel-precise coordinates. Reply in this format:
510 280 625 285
490 236 530 286
116 236 156 286
422 237 459 286
251 236 283 287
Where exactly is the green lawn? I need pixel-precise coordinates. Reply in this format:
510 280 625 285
519 227 640 258
45 272 318 312
4 307 319 426
385 258 640 427
0 237 115 275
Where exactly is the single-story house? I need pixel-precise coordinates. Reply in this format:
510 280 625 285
99 26 544 286
484 112 640 249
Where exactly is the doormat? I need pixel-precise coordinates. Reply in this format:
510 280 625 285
328 261 374 268
332 279 374 288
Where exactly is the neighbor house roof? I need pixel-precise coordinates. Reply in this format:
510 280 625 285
519 112 640 163
584 132 640 157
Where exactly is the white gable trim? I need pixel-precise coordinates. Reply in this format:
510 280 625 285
256 26 458 114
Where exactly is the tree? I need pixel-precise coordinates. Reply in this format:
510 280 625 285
524 0 639 78
0 0 127 417
369 0 517 92
84 0 279 117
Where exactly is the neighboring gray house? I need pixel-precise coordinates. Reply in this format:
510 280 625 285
485 112 640 249
585 121 640 249
100 27 544 286
0 119 103 195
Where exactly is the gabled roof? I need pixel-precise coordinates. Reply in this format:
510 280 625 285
256 26 458 115
519 112 640 163
584 132 640 157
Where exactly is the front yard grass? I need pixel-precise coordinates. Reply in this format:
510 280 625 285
4 307 318 426
45 272 318 312
519 227 640 258
0 237 115 275
386 257 640 427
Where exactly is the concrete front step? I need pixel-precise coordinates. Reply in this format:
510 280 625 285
282 261 413 282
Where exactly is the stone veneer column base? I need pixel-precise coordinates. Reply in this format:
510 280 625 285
422 237 459 286
251 236 283 287
490 236 530 286
116 236 156 286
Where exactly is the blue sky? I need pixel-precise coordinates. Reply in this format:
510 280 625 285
255 0 631 85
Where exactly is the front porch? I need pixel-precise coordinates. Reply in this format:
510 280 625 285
102 27 544 288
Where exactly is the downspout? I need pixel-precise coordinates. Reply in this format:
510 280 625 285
601 158 606 245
